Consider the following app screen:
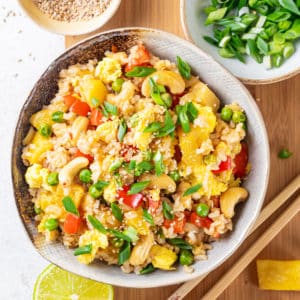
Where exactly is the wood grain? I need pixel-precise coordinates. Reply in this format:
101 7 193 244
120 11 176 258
65 1 300 299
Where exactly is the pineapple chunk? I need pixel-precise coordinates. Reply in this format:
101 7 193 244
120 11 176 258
68 184 85 208
125 208 150 235
96 119 119 143
77 230 108 265
80 78 107 107
150 245 177 270
103 179 117 203
257 260 300 291
23 132 53 164
30 109 53 130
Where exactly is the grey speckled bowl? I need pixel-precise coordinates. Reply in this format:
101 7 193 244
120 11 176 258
11 27 269 288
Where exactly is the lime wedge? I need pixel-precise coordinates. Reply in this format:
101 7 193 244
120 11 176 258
33 264 114 300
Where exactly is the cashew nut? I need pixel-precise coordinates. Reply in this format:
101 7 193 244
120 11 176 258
129 232 154 266
180 81 220 112
58 157 89 186
220 187 248 218
141 71 185 97
139 173 176 193
70 116 89 145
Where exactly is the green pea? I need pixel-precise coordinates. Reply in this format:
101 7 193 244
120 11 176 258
169 170 180 182
232 111 246 124
39 123 52 137
79 169 92 183
51 111 64 123
196 203 210 217
112 78 124 93
161 93 173 108
111 237 124 248
179 249 194 266
220 107 233 122
89 184 102 199
47 172 59 186
34 205 42 215
44 218 58 231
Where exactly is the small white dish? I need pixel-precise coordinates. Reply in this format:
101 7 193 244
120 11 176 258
180 0 300 84
17 0 121 36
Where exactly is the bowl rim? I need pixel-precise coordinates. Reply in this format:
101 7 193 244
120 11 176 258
180 0 300 85
11 26 270 288
17 0 121 36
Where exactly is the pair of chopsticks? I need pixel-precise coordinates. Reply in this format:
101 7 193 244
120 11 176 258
169 174 300 300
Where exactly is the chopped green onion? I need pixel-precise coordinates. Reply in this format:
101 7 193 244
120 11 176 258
179 249 194 266
118 241 131 265
109 159 124 172
167 238 192 250
126 66 156 77
111 202 123 222
144 122 162 133
278 148 293 159
127 181 150 195
140 263 156 275
91 98 100 108
176 56 191 79
153 151 165 176
74 244 92 256
87 215 107 234
183 184 202 197
62 196 79 216
118 118 127 142
104 101 118 116
162 201 174 220
123 226 138 243
169 170 180 182
143 208 155 226
108 229 131 242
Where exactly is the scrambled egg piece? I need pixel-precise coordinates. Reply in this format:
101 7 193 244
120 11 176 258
132 109 155 151
150 245 177 270
95 57 122 84
192 164 228 196
96 119 119 143
25 164 49 189
77 229 109 264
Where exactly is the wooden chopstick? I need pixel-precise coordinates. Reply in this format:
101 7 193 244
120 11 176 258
168 174 300 300
202 195 300 300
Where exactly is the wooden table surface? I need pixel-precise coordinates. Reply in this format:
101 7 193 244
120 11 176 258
66 1 300 299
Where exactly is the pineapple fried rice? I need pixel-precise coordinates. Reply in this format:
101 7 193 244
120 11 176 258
22 43 250 274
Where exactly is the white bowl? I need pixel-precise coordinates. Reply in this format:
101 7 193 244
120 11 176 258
181 0 300 84
17 0 121 36
12 27 270 288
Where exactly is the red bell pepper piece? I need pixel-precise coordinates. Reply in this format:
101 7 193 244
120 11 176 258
63 95 77 107
70 99 91 117
212 156 232 174
233 142 248 178
163 216 186 234
73 149 94 163
63 213 81 234
125 43 151 72
118 185 143 209
90 108 104 126
189 212 212 229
